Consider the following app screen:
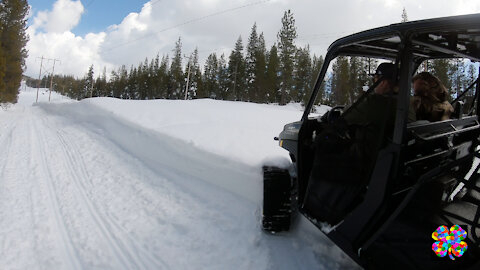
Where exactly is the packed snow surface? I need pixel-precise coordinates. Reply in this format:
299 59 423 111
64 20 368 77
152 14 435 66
0 84 359 269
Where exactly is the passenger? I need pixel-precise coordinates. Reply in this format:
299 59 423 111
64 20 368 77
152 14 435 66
411 72 454 122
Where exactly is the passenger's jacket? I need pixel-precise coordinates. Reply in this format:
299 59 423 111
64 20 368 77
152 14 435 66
411 95 454 122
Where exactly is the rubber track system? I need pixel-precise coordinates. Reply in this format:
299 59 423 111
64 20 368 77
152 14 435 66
262 166 292 233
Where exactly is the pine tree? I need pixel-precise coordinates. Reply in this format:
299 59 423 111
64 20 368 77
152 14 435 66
254 33 267 103
84 65 94 98
466 62 478 87
203 53 219 99
228 36 246 101
246 23 259 101
293 45 312 104
265 44 280 103
401 8 408 22
347 57 365 104
357 58 371 92
138 58 149 99
169 37 183 99
185 48 202 99
450 59 466 98
0 0 29 103
277 10 297 105
150 54 160 99
94 67 107 97
128 66 140 99
329 56 350 105
157 55 169 98
245 23 268 103
217 53 229 100
75 79 83 100
462 62 477 102
118 65 128 98
109 70 119 97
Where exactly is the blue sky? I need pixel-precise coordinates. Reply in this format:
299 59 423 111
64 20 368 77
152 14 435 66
24 0 480 78
28 0 146 36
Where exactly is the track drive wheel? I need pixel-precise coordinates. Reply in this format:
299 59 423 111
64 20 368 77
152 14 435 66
262 166 292 233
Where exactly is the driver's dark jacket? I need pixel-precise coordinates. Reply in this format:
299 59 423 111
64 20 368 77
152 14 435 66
342 93 397 171
304 94 397 224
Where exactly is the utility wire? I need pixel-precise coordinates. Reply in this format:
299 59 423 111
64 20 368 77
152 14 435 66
103 0 272 53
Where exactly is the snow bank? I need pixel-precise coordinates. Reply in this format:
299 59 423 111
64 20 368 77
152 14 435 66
36 101 263 203
84 97 330 168
35 96 331 203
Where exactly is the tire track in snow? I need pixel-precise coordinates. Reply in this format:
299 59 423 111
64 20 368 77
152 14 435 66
37 111 166 270
0 116 37 268
35 115 135 270
53 129 141 270
54 128 169 269
0 120 16 180
32 116 84 270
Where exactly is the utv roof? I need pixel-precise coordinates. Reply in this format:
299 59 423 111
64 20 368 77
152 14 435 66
327 13 480 62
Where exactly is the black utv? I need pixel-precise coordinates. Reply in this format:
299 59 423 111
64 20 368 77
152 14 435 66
263 13 480 270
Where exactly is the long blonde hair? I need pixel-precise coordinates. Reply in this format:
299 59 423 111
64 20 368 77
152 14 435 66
412 72 449 102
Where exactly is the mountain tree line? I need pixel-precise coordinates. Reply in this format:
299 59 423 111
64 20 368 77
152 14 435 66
28 10 326 106
26 9 478 107
0 0 28 104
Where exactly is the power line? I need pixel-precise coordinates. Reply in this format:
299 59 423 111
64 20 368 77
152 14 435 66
103 0 272 53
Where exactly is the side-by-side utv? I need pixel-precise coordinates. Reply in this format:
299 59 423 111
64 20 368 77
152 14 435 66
263 13 480 269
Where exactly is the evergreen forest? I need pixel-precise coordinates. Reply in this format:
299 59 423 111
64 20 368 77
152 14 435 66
0 0 29 103
9 7 478 107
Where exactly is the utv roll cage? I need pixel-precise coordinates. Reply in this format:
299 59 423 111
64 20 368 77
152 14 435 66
264 13 480 270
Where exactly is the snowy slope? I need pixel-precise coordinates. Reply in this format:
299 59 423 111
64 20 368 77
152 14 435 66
0 84 360 270
85 97 330 168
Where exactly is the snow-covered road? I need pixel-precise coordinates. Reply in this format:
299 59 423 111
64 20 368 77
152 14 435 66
0 87 360 269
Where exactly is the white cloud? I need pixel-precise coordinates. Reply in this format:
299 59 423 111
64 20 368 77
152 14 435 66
453 0 480 15
25 27 110 79
32 0 84 33
24 0 480 79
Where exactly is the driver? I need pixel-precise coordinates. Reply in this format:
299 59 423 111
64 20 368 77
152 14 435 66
343 62 398 167
305 63 399 224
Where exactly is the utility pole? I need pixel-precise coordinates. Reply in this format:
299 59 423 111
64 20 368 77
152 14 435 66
36 56 45 103
49 59 60 102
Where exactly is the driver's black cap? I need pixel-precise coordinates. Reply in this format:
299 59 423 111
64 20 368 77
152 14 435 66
375 63 396 81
